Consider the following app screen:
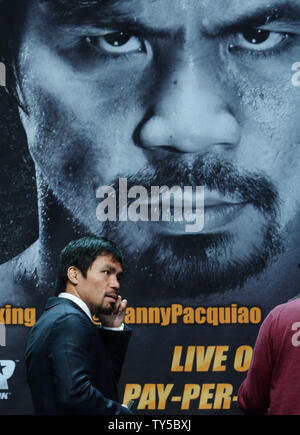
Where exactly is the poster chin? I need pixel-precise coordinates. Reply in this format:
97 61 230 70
1 0 300 417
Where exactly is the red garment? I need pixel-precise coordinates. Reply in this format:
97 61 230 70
238 298 300 415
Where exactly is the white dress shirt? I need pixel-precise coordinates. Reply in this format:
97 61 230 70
58 292 124 330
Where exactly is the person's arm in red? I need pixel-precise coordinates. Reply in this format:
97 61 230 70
238 312 275 415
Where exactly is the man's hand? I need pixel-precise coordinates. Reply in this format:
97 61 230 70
99 295 128 328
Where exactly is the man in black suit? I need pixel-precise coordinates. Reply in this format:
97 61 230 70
25 236 132 415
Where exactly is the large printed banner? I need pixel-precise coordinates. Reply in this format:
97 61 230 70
1 0 300 415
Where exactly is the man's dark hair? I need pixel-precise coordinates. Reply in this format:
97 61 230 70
55 236 123 296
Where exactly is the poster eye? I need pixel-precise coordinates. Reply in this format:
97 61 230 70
87 32 145 54
234 28 287 51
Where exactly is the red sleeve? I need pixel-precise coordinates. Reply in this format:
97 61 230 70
238 312 275 415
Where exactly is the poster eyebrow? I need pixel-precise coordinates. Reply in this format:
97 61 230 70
46 0 134 23
46 0 175 38
48 1 300 38
209 2 300 35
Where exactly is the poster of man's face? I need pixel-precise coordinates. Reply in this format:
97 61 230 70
1 0 300 415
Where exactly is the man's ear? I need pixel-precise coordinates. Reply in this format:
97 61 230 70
67 266 81 285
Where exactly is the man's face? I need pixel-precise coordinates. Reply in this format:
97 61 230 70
73 254 122 316
16 0 300 300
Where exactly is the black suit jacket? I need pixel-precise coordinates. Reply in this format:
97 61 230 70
25 297 132 415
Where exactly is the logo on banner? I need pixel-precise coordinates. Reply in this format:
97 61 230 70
0 360 16 399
